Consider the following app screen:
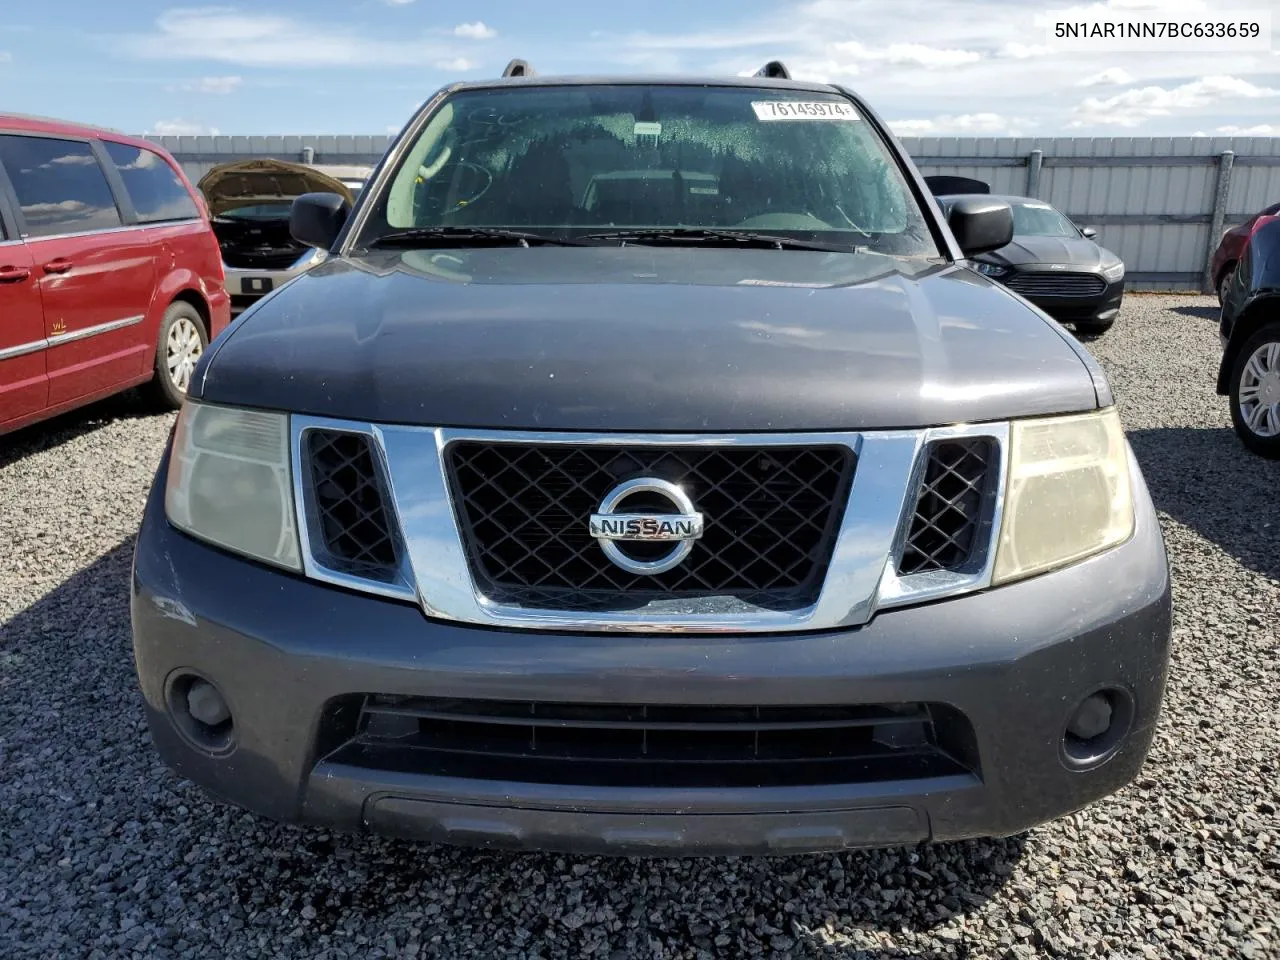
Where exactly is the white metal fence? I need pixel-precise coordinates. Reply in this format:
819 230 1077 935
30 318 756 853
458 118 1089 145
149 134 1280 292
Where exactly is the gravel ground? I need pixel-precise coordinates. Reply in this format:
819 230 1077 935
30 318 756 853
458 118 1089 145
1 295 1277 959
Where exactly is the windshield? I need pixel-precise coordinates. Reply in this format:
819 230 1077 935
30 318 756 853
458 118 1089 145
218 202 293 220
1010 202 1081 238
358 84 938 257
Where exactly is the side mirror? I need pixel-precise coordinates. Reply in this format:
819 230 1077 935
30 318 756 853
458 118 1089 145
947 198 1014 258
1081 226 1098 239
290 192 350 250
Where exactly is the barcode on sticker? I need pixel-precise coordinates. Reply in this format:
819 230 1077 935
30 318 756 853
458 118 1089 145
751 101 858 121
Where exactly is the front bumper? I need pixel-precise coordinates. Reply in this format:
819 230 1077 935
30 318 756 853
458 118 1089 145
131 451 1172 856
1009 274 1125 324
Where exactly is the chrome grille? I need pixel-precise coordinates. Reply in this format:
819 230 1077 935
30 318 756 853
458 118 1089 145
444 442 855 609
305 430 400 578
899 438 995 576
1005 271 1106 298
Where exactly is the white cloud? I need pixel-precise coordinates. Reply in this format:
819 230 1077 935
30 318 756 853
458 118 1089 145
147 118 220 136
1216 123 1279 135
1039 0 1213 19
454 21 496 40
1077 67 1134 87
123 8 464 68
786 59 861 82
832 40 983 69
620 29 783 51
1071 75 1280 127
114 149 161 170
1002 43 1053 59
0 50 11 63
434 57 477 71
171 75 242 94
385 0 415 4
889 112 1030 136
47 154 99 166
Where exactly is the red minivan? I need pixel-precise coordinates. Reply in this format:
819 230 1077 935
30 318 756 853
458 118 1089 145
0 114 230 436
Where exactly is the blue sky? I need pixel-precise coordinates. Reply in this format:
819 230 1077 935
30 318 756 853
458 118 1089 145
0 1 1276 137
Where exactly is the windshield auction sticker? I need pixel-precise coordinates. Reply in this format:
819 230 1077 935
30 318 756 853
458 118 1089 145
751 101 858 121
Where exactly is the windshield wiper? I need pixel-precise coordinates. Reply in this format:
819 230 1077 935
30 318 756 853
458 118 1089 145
366 227 591 249
576 228 861 253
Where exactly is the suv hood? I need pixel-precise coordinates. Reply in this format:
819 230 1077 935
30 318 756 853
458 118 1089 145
197 247 1107 431
197 159 354 217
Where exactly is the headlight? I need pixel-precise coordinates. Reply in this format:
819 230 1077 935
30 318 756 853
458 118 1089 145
1101 261 1125 282
165 402 302 571
992 407 1133 585
975 261 1008 278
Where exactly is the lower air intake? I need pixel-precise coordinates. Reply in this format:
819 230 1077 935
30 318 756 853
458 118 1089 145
323 696 978 789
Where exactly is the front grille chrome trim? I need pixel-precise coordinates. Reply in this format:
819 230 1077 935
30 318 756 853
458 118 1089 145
291 417 418 603
875 422 1009 611
292 419 1009 632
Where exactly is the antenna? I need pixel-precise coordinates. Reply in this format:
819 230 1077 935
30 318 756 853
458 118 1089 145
502 59 535 78
754 60 791 80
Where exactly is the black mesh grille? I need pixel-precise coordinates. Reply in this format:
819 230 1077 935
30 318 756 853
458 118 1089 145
307 430 399 577
899 438 995 576
324 696 977 789
446 443 855 609
1005 272 1107 298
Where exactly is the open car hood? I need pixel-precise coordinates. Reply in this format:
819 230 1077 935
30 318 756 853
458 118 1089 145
197 159 354 217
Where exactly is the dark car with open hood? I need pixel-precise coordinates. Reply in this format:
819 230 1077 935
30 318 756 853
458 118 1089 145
198 158 367 315
131 61 1172 856
937 194 1125 336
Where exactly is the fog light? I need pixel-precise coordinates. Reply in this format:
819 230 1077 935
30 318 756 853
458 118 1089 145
1066 692 1112 740
1061 687 1134 770
166 672 236 755
187 679 231 728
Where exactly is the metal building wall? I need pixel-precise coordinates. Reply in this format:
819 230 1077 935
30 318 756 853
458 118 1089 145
152 134 394 184
151 134 1280 292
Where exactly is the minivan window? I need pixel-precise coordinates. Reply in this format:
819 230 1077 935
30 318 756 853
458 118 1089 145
104 142 200 223
0 135 122 237
365 85 937 257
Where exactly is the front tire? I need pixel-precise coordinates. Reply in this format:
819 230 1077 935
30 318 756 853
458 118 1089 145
143 301 208 410
1228 323 1280 459
1217 266 1235 307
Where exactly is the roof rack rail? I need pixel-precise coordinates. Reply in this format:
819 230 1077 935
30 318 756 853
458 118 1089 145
502 59 535 78
754 60 791 80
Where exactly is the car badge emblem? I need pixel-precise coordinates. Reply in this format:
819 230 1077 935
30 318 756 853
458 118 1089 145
1049 263 1067 270
589 478 705 575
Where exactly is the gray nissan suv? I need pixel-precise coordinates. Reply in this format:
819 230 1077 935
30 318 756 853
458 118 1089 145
131 65 1172 856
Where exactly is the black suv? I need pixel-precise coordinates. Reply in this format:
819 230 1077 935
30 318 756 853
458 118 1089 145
131 65 1172 856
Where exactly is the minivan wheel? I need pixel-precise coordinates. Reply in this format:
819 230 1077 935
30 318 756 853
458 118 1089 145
144 301 208 410
1217 266 1235 306
1228 323 1280 459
